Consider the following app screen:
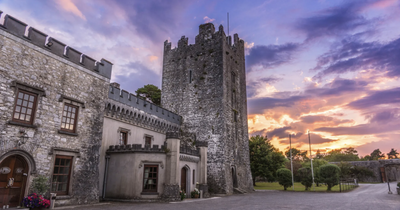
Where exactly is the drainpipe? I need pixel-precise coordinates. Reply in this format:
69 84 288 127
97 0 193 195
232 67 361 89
102 155 110 200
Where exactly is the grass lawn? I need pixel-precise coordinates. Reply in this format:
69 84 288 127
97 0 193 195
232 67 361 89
254 182 357 192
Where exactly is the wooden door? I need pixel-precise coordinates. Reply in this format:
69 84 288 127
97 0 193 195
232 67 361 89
181 168 187 193
0 155 28 208
380 167 386 182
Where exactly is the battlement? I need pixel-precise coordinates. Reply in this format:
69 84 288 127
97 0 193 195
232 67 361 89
108 85 181 125
163 23 244 52
0 13 112 79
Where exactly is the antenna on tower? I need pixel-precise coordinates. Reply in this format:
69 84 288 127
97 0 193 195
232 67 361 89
227 12 230 36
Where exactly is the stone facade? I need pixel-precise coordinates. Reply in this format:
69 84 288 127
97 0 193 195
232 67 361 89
0 14 112 207
161 23 253 194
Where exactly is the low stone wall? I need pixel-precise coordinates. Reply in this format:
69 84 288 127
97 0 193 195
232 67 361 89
331 159 400 182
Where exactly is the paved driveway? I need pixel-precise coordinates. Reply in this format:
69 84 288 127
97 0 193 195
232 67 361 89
66 183 400 210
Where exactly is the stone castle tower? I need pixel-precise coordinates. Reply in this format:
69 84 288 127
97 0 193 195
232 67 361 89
161 23 253 194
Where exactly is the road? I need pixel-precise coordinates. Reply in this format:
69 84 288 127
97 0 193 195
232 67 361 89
63 183 400 210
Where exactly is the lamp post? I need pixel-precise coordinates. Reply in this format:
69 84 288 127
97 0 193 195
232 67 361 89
17 130 29 147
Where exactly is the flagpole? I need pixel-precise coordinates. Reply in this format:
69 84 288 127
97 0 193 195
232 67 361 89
290 134 294 191
308 131 315 191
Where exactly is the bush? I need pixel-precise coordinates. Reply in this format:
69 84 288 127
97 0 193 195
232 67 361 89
30 175 49 195
276 168 292 190
191 188 200 198
397 182 400 188
298 167 312 190
22 193 50 208
319 164 341 191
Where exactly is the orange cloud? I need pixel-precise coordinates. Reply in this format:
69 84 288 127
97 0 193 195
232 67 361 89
56 0 86 20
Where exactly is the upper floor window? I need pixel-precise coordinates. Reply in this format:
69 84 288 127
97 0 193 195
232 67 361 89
231 72 236 84
61 104 78 133
145 136 152 147
120 131 128 145
189 70 192 83
13 90 37 125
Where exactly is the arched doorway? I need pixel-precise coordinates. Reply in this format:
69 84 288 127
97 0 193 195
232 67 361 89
181 166 190 197
0 155 29 208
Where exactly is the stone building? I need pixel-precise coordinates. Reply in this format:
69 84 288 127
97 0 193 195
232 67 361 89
161 23 253 194
99 84 208 201
0 12 252 208
0 13 112 208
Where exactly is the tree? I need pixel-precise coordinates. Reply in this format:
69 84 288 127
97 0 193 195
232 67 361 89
298 167 312 190
249 135 286 186
324 148 359 162
319 164 341 191
135 84 161 105
315 149 325 159
302 159 328 186
370 149 385 160
387 148 399 159
285 148 309 161
276 168 293 190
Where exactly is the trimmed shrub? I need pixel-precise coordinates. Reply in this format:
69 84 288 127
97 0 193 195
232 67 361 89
298 167 313 190
276 168 293 190
319 164 341 191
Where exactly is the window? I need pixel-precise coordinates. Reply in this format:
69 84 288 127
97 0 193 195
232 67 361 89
193 170 195 185
189 70 192 83
234 111 237 122
231 72 236 84
143 165 158 192
120 131 128 145
145 136 152 147
231 90 236 106
12 90 37 125
60 104 79 133
52 155 72 195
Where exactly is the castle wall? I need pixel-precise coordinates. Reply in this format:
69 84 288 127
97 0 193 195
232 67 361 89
0 14 111 206
161 23 253 194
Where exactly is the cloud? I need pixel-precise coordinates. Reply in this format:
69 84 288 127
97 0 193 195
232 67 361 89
347 87 400 110
295 1 373 41
56 0 86 20
203 16 215 23
312 36 400 79
114 62 161 92
247 76 282 98
246 43 300 72
368 109 398 124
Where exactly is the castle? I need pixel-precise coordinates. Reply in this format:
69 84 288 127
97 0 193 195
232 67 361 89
0 11 252 208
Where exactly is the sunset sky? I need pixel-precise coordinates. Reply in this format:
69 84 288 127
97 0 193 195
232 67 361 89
1 0 399 156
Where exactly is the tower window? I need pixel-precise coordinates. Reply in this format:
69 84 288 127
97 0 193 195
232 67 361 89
189 70 192 83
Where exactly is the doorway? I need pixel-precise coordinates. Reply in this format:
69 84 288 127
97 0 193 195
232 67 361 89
181 166 190 197
232 167 238 188
0 155 29 208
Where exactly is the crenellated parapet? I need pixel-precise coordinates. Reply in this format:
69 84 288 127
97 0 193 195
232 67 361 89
107 85 181 125
163 23 244 54
0 13 112 79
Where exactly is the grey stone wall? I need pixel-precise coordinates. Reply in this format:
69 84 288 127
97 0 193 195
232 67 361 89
331 159 400 182
0 15 111 206
161 23 253 194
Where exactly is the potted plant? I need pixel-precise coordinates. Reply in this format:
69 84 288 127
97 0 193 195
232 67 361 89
397 182 400 195
21 175 50 209
191 188 200 198
179 190 186 201
22 193 50 209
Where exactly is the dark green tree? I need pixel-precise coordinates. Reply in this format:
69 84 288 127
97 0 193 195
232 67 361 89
135 84 161 105
387 148 399 159
319 164 341 191
301 159 328 186
249 135 286 186
298 167 312 190
370 149 385 160
276 168 293 190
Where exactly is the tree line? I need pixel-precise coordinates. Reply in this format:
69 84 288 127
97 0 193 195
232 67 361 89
249 135 395 191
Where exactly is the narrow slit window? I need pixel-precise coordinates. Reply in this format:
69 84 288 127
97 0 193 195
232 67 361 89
189 70 192 83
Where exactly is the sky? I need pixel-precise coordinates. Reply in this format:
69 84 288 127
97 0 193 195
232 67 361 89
1 0 399 157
